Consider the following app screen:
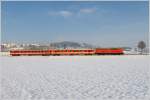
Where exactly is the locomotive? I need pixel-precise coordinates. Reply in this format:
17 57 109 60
10 48 124 56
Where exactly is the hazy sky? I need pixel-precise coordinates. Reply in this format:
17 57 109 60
1 1 149 47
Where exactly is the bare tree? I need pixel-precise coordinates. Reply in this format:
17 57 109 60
137 41 146 54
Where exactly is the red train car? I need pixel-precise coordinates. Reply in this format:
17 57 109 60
10 48 124 56
95 48 124 55
51 49 95 55
10 50 50 56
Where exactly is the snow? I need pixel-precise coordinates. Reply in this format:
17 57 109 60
1 55 150 100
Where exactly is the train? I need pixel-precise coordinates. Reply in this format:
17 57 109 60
10 48 124 56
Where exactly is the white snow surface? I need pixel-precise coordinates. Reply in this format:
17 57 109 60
1 55 150 100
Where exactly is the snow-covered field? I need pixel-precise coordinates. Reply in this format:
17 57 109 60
1 55 150 100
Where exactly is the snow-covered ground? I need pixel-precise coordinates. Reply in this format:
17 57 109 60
1 55 150 100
